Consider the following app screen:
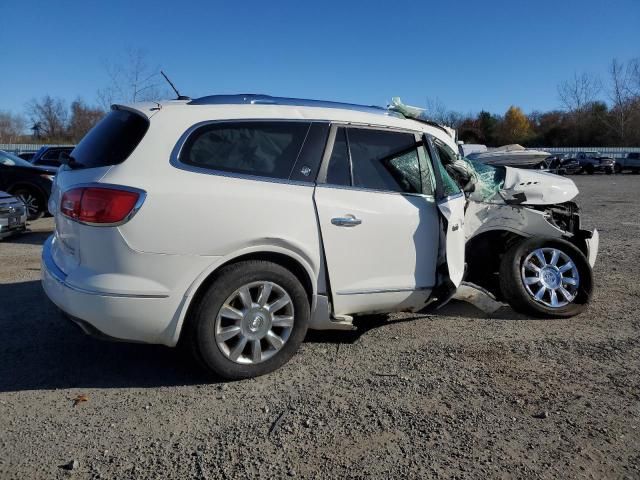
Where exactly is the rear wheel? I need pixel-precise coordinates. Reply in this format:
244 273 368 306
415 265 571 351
585 164 595 175
185 260 310 379
614 164 622 174
12 187 45 220
499 238 593 318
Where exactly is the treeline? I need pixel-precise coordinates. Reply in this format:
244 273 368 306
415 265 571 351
0 97 105 145
1 54 639 148
424 58 640 147
0 48 166 145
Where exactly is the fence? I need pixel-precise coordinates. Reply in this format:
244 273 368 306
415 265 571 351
541 147 640 159
0 144 74 154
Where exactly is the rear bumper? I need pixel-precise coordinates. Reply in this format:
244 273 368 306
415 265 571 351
41 236 181 346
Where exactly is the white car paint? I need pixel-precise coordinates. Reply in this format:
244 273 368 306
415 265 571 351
40 96 598 347
436 192 467 286
501 167 579 205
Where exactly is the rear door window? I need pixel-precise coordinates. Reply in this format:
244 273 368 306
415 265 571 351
71 109 149 168
180 122 311 180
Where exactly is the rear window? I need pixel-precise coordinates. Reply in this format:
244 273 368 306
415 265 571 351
71 109 149 168
179 122 311 179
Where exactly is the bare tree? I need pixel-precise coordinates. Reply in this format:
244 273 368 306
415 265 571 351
605 59 638 143
557 72 602 112
629 57 640 97
26 96 68 140
67 99 105 141
97 48 168 109
424 97 464 127
0 111 27 143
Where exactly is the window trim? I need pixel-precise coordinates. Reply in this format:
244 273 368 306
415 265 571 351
170 119 322 186
317 123 435 199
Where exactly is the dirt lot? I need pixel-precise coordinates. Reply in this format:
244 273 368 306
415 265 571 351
0 175 639 479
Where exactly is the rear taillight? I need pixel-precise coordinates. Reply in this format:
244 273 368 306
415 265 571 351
60 186 143 225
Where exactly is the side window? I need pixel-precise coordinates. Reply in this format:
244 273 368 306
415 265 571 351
348 128 421 194
43 149 61 161
180 122 311 179
430 138 462 197
325 127 351 186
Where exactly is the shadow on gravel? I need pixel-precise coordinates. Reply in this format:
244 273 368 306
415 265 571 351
0 280 215 393
304 300 531 345
2 229 52 246
0 280 535 393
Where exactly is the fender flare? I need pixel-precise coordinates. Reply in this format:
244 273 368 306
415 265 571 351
167 244 319 346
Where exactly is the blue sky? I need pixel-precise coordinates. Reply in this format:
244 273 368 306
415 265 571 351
1 0 638 116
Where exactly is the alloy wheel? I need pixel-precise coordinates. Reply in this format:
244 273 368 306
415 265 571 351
16 192 40 218
520 247 580 308
214 281 294 364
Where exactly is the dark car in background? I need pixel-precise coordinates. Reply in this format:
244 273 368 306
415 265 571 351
29 145 74 169
614 152 640 173
0 150 55 219
574 151 616 174
545 154 582 175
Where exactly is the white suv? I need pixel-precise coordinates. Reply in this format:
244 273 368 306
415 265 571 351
42 95 599 379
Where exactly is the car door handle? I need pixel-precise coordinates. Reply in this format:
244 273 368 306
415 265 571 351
331 216 362 227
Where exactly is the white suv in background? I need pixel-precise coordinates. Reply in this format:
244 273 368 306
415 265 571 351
42 95 598 379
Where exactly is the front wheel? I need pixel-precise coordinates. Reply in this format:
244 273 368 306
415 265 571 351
185 260 310 379
499 238 593 318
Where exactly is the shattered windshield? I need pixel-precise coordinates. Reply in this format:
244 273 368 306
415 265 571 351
463 157 506 202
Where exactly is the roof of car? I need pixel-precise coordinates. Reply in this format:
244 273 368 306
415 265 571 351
117 94 458 148
187 94 405 118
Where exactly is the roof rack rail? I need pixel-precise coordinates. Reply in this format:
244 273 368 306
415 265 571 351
188 94 404 118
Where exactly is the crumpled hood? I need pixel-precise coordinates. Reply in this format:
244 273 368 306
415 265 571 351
500 167 579 205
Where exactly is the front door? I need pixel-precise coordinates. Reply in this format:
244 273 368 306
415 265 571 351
428 137 467 287
314 126 440 315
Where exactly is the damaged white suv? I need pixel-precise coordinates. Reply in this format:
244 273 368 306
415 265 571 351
42 95 598 379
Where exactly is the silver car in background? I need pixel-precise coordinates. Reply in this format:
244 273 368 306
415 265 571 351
0 191 27 239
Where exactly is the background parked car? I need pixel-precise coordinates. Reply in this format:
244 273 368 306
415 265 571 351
0 191 27 239
614 152 640 173
574 151 616 174
29 146 74 169
17 152 37 161
545 154 582 175
0 150 55 219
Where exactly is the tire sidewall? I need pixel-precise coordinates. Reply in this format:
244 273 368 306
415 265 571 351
193 261 310 379
500 237 593 318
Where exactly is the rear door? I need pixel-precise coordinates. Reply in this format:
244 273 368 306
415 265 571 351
314 126 440 315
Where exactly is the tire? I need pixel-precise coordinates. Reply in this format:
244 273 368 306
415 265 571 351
499 237 593 318
11 187 45 220
185 260 310 379
585 164 595 175
614 164 622 174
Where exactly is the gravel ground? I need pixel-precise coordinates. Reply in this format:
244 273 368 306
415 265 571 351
0 175 639 479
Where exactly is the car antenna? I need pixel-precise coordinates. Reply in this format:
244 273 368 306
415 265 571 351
160 70 191 100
